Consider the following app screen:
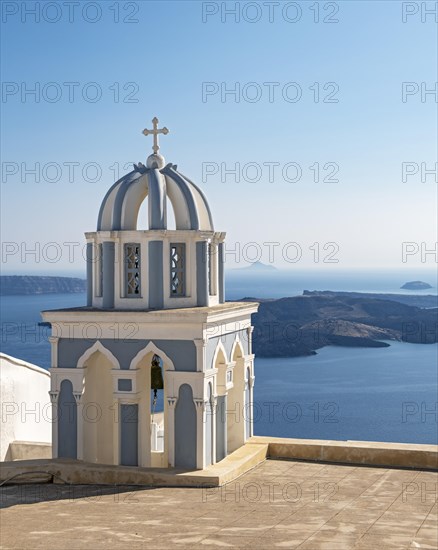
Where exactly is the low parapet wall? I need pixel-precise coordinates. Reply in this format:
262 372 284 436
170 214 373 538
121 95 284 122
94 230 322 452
249 436 438 471
0 353 51 461
7 441 52 461
1 437 436 488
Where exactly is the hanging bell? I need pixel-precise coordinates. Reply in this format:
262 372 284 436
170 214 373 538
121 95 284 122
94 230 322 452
151 354 164 392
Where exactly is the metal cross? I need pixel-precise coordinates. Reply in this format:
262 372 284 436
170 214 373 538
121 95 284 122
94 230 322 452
142 117 169 155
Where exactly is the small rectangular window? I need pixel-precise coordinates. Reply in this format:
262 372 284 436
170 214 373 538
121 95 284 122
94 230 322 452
118 379 132 392
124 243 141 297
170 243 185 297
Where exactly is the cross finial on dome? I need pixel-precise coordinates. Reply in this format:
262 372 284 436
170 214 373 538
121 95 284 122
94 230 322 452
142 117 169 155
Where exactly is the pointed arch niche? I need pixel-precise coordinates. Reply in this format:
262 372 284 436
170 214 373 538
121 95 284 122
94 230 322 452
214 342 228 462
129 342 174 467
79 342 119 465
227 340 246 454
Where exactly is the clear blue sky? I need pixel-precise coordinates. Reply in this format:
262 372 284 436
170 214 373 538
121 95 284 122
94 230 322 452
1 0 437 274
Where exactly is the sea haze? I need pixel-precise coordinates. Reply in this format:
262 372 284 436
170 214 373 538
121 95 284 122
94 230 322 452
226 268 438 300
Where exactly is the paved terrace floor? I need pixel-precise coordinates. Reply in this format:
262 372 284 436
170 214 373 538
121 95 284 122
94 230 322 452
0 459 436 550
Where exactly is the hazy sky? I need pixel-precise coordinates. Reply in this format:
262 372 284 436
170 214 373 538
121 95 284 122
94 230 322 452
1 0 437 274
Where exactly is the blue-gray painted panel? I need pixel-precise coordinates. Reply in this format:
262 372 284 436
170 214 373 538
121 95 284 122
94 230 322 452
118 379 132 392
196 241 208 307
218 243 225 304
175 384 197 469
57 379 77 459
148 241 164 309
86 243 93 306
102 241 115 309
120 404 138 466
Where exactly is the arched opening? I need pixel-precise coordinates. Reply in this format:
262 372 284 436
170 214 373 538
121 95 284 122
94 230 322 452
166 197 176 230
132 196 176 230
136 197 150 230
214 346 228 462
150 354 165 456
227 341 246 454
82 351 115 465
132 350 168 468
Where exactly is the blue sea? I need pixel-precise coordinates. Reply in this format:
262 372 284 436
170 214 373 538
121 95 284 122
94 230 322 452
1 270 437 444
254 344 437 444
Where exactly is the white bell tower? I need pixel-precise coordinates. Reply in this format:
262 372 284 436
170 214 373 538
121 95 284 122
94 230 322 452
43 118 258 470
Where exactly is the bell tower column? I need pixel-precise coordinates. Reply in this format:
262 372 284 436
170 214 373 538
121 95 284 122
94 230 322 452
166 395 177 467
194 398 206 468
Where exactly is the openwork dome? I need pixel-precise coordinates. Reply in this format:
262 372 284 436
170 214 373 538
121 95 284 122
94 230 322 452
97 117 213 232
97 159 214 232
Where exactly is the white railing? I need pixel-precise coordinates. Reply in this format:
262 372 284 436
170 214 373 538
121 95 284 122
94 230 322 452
151 422 164 452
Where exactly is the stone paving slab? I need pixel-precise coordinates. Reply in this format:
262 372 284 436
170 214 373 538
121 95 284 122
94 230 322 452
0 459 436 550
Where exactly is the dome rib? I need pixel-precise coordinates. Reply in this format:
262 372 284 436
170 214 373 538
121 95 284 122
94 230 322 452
179 172 214 231
147 169 167 230
97 170 137 231
120 174 148 230
161 165 200 230
112 171 144 231
96 162 213 231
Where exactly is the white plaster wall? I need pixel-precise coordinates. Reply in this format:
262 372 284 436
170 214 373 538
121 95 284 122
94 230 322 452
0 353 51 461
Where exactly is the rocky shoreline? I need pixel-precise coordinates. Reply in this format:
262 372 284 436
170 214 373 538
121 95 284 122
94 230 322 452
245 291 438 357
0 276 86 296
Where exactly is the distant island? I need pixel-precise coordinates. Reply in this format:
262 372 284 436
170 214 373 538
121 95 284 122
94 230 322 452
401 281 432 290
231 261 278 272
242 291 438 357
0 276 86 296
